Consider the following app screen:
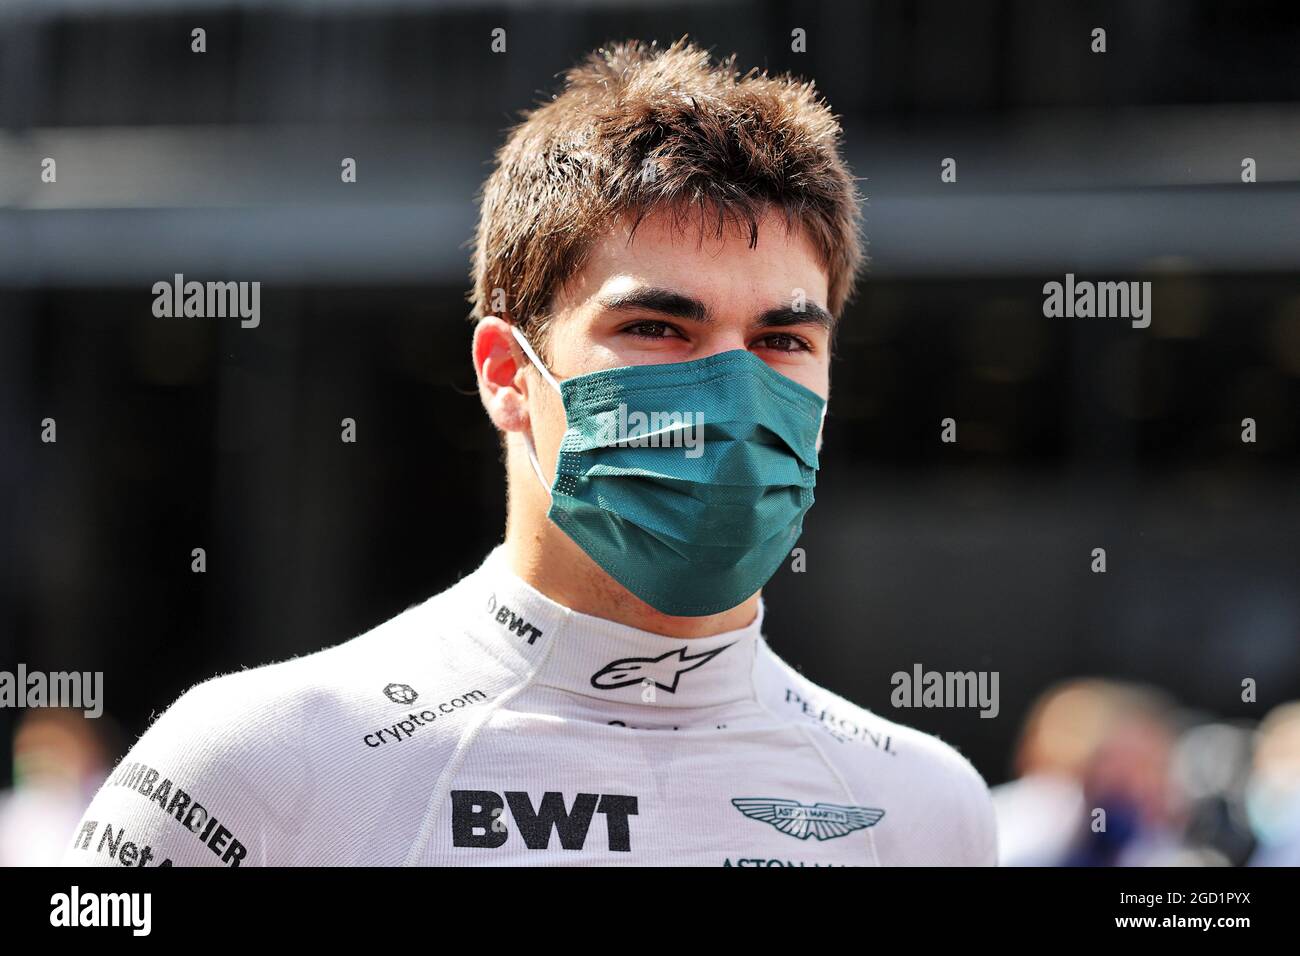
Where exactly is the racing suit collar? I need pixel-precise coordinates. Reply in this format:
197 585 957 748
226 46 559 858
459 546 764 709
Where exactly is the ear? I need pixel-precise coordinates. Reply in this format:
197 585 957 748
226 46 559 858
473 316 532 433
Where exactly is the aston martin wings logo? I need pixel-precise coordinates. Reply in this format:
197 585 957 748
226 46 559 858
731 798 886 841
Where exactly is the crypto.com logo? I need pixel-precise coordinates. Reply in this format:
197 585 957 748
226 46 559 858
383 683 419 705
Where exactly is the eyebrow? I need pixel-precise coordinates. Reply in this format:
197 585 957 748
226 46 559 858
754 303 834 331
595 287 834 330
597 287 709 322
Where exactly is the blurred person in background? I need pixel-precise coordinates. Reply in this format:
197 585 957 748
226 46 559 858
1061 685 1189 866
1246 702 1300 866
994 679 1191 866
1171 720 1257 866
0 710 112 866
993 679 1120 866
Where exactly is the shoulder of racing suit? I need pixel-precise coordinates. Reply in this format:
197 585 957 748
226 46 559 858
61 588 515 867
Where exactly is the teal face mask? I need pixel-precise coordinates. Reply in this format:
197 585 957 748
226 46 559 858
512 327 827 617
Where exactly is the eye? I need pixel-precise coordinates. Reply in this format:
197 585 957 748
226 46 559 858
753 332 812 353
620 320 686 340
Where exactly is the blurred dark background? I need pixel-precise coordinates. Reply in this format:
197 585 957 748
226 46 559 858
0 0 1298 864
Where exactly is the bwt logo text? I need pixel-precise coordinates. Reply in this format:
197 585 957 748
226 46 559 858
152 273 260 328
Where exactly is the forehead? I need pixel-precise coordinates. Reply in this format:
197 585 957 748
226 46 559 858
557 204 830 309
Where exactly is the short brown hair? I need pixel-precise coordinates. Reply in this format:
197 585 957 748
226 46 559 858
469 37 864 353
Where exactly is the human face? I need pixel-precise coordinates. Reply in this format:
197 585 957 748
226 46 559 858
473 203 833 630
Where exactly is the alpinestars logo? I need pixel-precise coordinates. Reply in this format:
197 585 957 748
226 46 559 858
591 644 732 693
731 798 885 841
384 683 418 705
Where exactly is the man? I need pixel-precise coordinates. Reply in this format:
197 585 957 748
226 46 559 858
63 39 995 866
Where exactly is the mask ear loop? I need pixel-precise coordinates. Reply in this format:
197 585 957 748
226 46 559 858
522 430 551 498
510 324 562 393
510 324 562 498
